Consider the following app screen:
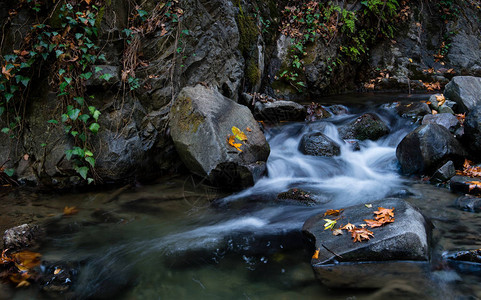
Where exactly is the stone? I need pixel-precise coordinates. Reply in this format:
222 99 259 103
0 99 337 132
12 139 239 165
302 198 430 288
455 195 481 212
422 113 460 133
306 103 331 121
444 76 481 113
3 224 44 251
339 113 390 141
40 261 78 293
254 100 307 123
169 85 270 190
396 102 431 121
299 132 341 157
431 161 456 183
277 188 314 204
450 175 481 195
438 104 455 115
396 124 467 175
463 106 481 155
327 104 349 115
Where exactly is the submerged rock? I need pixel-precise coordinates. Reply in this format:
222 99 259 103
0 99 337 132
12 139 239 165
444 76 481 113
277 188 314 204
40 261 78 293
455 195 481 212
396 124 466 175
254 100 306 123
339 113 390 141
302 198 430 288
3 224 44 251
299 132 341 157
169 85 270 190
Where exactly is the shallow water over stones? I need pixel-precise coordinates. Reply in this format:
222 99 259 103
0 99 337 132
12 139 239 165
2 95 481 299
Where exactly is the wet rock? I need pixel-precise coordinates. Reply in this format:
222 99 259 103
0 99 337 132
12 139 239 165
438 104 455 115
3 224 44 251
455 195 481 212
277 188 314 204
463 106 481 154
299 132 341 157
428 94 443 110
339 113 390 141
396 102 431 122
302 198 430 288
445 249 481 264
327 104 349 116
422 113 460 134
254 100 306 123
40 261 78 293
169 85 270 190
306 103 332 121
431 161 456 183
396 124 467 175
444 76 481 113
450 175 481 195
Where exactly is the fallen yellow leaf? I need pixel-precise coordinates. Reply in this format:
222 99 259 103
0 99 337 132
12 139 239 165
232 126 247 141
227 135 243 152
63 206 79 215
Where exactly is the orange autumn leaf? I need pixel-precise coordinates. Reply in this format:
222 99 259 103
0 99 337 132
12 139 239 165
246 127 252 132
341 223 356 231
374 207 395 218
351 228 374 243
456 159 481 177
63 206 79 215
435 94 446 106
2 65 13 80
467 181 481 192
323 209 344 217
12 251 41 270
227 135 243 152
312 249 319 259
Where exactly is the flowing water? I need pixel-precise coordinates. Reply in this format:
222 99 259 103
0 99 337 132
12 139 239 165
2 94 481 300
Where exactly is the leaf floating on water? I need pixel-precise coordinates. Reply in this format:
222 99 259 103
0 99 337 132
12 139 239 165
63 206 79 216
351 228 374 243
365 204 372 208
227 135 243 152
231 126 248 141
54 268 62 275
312 249 319 259
323 219 337 230
323 209 344 217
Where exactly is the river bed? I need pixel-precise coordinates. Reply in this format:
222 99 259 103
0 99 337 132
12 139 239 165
1 94 480 300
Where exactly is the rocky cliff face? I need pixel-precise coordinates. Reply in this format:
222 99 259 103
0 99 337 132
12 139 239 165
0 0 480 188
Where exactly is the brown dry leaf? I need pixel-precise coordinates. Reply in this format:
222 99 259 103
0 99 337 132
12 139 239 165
432 110 438 115
63 206 79 216
456 113 466 125
16 280 30 288
374 207 395 218
2 65 13 80
456 159 481 178
435 94 446 106
312 249 319 259
23 154 29 161
341 223 356 231
332 229 344 236
351 228 374 243
246 127 252 132
364 219 385 228
323 209 344 217
12 251 41 269
227 135 243 152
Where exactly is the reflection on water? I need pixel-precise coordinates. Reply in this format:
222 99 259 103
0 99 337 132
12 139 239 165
2 98 481 299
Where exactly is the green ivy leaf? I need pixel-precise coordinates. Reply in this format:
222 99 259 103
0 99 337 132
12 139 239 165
79 114 90 123
84 150 94 157
80 72 92 80
4 168 14 177
89 122 100 133
74 97 84 105
47 119 59 124
74 165 89 180
78 133 86 142
65 77 72 84
5 93 14 102
55 49 64 58
1 128 10 134
87 178 94 184
71 131 79 137
59 69 66 75
85 156 95 167
68 108 81 121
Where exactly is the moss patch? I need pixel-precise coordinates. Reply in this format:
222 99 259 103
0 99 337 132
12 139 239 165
173 96 205 134
237 11 258 56
246 59 260 86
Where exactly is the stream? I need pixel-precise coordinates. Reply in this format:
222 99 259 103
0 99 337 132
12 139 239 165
2 94 481 300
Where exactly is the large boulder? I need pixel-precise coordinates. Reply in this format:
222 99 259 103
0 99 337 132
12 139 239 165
253 100 306 123
3 224 44 251
339 113 390 141
444 76 481 113
396 124 467 175
299 132 341 157
302 198 430 288
463 106 481 155
169 85 270 190
422 113 460 134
